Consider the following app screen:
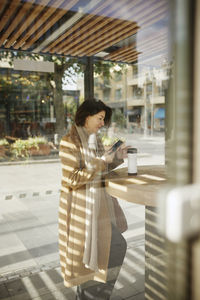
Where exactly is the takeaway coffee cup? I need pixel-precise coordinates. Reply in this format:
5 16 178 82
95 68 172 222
127 148 137 175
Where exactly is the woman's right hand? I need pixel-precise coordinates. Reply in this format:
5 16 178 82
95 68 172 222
101 150 116 163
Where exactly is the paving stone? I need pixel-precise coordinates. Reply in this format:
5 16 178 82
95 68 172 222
0 283 10 299
116 283 141 299
126 291 145 300
7 275 20 282
0 277 8 283
5 279 27 297
33 290 76 300
110 291 123 300
10 293 32 300
46 269 63 284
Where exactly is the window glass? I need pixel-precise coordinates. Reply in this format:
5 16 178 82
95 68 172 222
0 1 169 298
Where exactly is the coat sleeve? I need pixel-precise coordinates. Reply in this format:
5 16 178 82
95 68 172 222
59 137 106 190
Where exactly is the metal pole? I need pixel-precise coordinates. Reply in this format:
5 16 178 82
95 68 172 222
84 57 94 100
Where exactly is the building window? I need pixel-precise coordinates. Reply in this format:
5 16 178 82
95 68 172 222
103 88 111 101
146 83 152 93
132 85 142 98
132 65 138 78
103 78 110 86
94 77 99 87
115 88 122 100
114 72 122 81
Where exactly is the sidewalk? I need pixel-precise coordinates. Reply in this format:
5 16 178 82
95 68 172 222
0 193 145 299
0 133 165 299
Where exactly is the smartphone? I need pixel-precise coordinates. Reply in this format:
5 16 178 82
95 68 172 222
108 139 123 153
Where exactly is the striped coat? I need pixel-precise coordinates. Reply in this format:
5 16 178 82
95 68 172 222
59 126 123 287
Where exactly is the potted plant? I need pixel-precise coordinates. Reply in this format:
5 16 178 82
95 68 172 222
0 139 9 157
11 137 51 158
11 139 30 158
28 137 51 156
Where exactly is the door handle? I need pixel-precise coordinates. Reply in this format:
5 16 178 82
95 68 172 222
157 184 200 242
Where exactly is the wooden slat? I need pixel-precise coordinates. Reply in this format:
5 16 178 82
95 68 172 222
0 0 169 62
124 54 141 63
0 0 22 35
79 24 139 57
113 52 140 63
112 55 139 64
107 53 138 63
21 0 79 50
5 0 56 49
3 0 50 48
105 47 138 61
42 0 117 53
47 0 138 54
0 0 9 16
105 44 136 59
13 0 69 50
84 2 167 56
105 51 138 63
48 14 114 54
64 18 136 56
57 1 140 56
57 17 121 54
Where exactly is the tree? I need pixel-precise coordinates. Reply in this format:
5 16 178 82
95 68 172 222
0 51 82 139
0 50 125 139
45 56 81 139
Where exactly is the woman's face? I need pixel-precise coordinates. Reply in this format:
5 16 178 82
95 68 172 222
84 110 106 133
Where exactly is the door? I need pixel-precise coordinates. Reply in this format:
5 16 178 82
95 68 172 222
157 0 200 299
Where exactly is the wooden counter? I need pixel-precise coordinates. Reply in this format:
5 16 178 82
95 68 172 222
105 165 167 206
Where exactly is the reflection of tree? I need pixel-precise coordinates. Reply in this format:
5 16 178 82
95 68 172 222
45 56 81 139
0 51 125 138
0 51 82 139
112 109 126 128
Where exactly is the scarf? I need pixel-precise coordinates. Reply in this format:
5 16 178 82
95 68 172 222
75 125 102 272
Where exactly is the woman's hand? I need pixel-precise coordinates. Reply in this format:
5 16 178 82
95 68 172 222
101 150 116 163
115 144 129 160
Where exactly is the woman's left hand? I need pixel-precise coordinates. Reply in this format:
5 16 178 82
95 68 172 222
115 144 129 160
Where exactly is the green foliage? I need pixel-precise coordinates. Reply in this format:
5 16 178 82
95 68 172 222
112 109 126 128
0 139 9 146
94 61 126 80
27 136 47 146
0 50 128 137
11 139 30 158
101 135 118 146
11 137 48 158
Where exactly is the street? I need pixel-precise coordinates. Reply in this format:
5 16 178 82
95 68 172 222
0 133 165 197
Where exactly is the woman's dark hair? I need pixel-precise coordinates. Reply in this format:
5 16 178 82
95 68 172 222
75 99 112 127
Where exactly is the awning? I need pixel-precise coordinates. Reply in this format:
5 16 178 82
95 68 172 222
154 108 165 119
127 108 141 115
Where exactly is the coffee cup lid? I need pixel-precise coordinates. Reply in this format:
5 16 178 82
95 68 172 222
127 148 137 153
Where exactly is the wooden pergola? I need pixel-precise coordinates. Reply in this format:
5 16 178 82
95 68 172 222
0 0 168 64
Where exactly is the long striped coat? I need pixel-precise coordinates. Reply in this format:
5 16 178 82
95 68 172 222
59 126 123 287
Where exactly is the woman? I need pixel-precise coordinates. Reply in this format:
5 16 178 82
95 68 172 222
59 99 127 299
